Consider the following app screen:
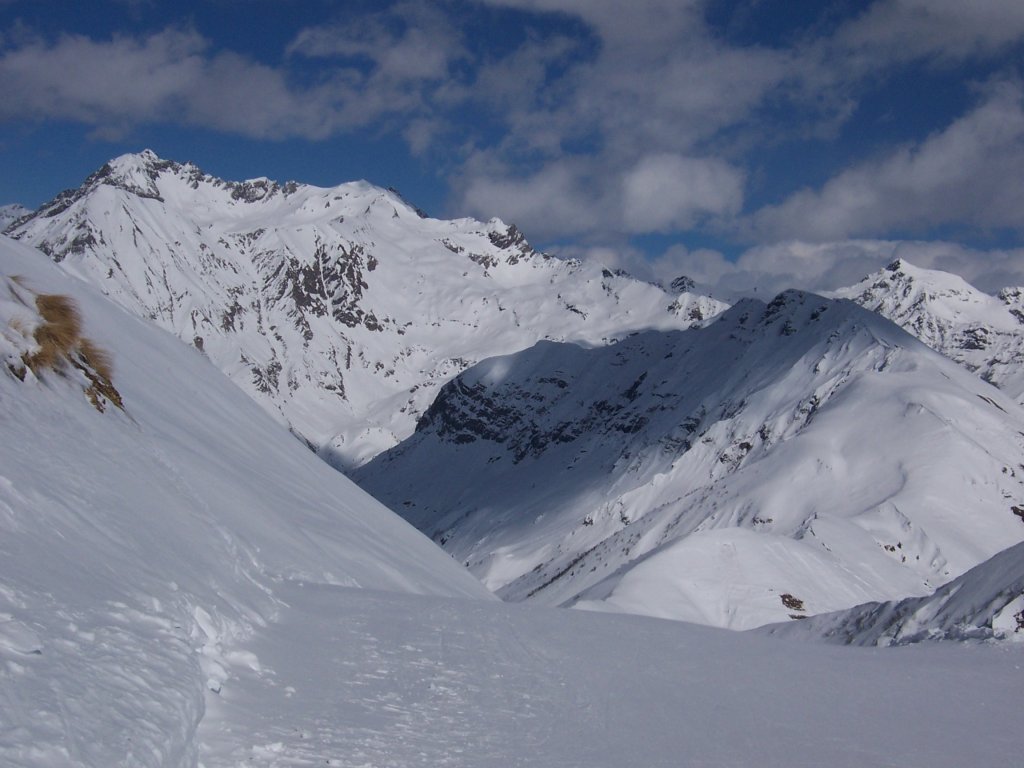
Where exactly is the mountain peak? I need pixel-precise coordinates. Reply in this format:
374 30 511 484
835 259 1024 402
7 151 724 467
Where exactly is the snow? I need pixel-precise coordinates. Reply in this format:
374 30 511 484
198 582 1024 768
357 291 1024 629
0 235 489 766
3 164 1024 767
0 203 29 230
835 258 1024 402
7 151 727 469
763 540 1024 646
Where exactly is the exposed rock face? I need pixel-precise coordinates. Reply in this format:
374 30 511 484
7 150 727 468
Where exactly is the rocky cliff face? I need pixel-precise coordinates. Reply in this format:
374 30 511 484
6 150 726 468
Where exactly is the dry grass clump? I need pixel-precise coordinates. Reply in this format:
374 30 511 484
10 289 124 412
28 293 82 371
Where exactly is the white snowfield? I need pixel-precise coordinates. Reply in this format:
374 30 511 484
357 290 1024 629
6 150 725 469
0 236 488 766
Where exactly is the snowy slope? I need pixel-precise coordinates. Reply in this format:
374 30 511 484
5 151 726 468
356 291 1024 629
0 235 490 767
762 540 1024 646
835 258 1024 401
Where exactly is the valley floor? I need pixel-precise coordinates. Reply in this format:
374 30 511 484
197 583 1022 768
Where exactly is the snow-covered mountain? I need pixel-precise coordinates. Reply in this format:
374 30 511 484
0 203 30 229
3 236 1021 767
0 235 491 765
835 258 1024 401
4 151 725 468
3 217 1022 768
355 290 1024 629
763 540 1024 646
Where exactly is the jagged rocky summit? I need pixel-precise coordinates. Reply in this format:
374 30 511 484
5 150 726 468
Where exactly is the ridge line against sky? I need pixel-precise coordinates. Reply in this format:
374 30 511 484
1 0 1024 296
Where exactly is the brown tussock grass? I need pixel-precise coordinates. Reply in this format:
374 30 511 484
79 338 114 383
14 291 124 411
28 294 82 371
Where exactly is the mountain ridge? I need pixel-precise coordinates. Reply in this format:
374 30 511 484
834 257 1024 401
355 288 1024 629
6 150 726 468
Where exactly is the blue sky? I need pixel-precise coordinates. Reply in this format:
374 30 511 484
2 0 1024 295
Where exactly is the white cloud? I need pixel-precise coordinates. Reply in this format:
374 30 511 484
287 3 464 82
622 155 744 233
0 16 463 141
749 82 1024 242
457 159 603 237
642 239 1024 299
835 0 1024 64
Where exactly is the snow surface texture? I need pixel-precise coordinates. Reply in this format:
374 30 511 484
835 258 1024 403
196 581 1024 768
0 236 490 766
762 539 1024 646
357 291 1024 629
6 151 725 469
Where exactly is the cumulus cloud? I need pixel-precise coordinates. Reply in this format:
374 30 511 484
0 14 464 141
622 155 744 233
835 0 1024 65
287 2 465 82
460 1 1024 244
638 239 1024 299
748 82 1024 242
457 159 603 237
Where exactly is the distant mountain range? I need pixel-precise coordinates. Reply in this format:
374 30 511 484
4 151 724 469
3 153 1022 766
5 150 1024 634
763 540 1024 645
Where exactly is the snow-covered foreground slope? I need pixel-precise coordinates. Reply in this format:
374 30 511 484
6 151 725 468
197 582 1024 768
836 258 1024 402
356 291 1024 629
763 540 1024 646
0 236 490 766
